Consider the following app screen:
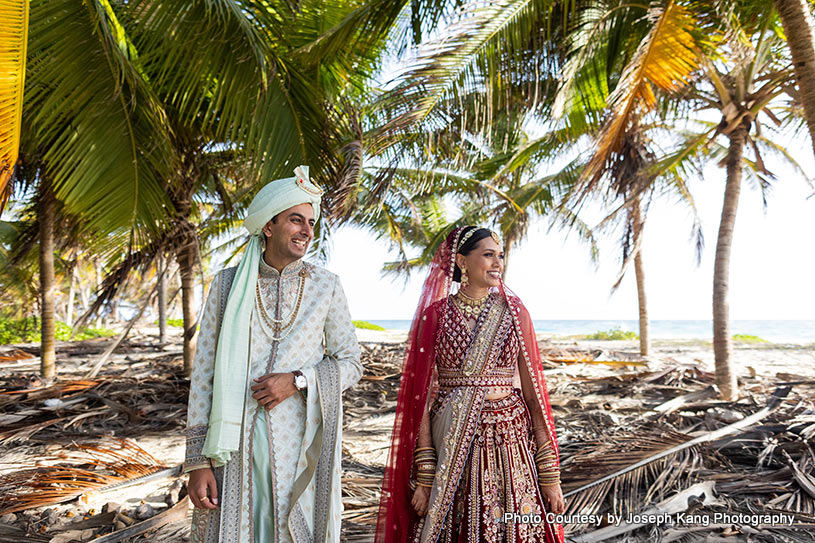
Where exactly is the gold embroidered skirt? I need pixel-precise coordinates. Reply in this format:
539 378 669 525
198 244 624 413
437 390 556 543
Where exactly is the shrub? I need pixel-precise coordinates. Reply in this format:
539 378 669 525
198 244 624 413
732 334 768 343
155 318 184 328
587 328 638 341
352 320 386 331
0 317 116 344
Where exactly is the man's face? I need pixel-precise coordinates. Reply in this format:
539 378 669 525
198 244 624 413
261 203 316 263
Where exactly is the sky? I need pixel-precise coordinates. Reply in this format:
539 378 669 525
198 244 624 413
325 146 815 322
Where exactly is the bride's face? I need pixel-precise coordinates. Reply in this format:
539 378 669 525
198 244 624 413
457 236 504 289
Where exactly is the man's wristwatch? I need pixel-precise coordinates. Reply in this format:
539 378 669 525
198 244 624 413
292 370 307 391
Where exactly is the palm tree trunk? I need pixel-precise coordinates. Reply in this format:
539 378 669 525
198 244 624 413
713 126 746 401
94 260 103 328
38 179 56 379
157 252 168 345
774 0 815 158
79 268 90 317
66 262 76 327
177 243 197 376
631 200 649 357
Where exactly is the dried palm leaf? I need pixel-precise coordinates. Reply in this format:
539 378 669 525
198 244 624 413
0 379 100 403
563 428 702 522
563 387 791 523
0 439 166 514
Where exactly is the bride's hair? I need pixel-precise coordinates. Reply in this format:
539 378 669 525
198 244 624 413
452 226 494 282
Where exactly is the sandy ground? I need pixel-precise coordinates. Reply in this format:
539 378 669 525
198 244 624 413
1 329 813 542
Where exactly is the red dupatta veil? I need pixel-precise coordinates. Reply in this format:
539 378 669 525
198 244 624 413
374 227 563 543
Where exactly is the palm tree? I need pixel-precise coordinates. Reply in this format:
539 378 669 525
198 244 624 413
692 17 800 400
8 0 407 376
551 0 707 357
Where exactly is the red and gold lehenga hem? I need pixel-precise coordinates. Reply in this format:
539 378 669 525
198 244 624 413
416 390 556 543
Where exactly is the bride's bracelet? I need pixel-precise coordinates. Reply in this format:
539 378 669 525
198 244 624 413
535 441 560 488
538 472 561 488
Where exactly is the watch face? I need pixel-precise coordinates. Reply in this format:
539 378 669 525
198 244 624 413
295 374 307 389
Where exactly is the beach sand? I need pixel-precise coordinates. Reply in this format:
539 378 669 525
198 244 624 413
1 329 812 541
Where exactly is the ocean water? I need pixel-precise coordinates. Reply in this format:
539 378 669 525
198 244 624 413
365 319 815 344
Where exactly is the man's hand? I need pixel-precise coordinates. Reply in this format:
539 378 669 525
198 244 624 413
251 372 297 410
411 486 431 517
540 483 565 515
188 468 219 510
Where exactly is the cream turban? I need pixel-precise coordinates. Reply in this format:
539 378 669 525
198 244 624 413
243 165 323 234
203 165 323 465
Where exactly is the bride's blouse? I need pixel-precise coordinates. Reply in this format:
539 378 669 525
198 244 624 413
433 294 520 401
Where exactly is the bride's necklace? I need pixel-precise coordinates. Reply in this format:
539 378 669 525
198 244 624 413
453 289 489 319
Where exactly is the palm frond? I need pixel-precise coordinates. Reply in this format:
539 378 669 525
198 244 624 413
0 0 28 215
564 385 791 520
372 0 563 152
579 0 703 199
563 429 702 520
24 0 174 241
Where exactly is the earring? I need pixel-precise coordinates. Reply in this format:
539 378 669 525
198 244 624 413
461 266 468 287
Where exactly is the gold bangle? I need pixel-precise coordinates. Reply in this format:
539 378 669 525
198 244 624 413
414 447 435 454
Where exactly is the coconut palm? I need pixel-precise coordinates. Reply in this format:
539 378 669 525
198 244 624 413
691 16 803 400
550 0 709 356
8 0 409 377
353 102 597 281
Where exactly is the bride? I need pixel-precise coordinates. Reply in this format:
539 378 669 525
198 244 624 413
375 226 565 543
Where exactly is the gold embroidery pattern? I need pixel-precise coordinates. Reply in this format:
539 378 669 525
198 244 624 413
438 391 550 543
422 297 511 543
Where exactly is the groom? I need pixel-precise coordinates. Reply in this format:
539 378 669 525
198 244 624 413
183 166 362 543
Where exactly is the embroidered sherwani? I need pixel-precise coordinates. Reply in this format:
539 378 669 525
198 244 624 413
184 258 362 543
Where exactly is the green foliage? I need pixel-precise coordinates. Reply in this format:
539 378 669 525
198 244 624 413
732 334 768 344
155 318 184 328
0 318 116 345
352 320 385 331
586 328 638 341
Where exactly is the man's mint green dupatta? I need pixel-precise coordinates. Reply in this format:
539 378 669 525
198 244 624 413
202 166 323 465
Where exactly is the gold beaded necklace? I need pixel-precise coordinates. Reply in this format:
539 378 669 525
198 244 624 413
255 268 307 341
453 289 489 319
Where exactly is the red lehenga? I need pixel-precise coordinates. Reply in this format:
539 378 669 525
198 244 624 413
375 228 565 543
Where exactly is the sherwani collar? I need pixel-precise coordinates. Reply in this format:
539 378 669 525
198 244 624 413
258 256 305 278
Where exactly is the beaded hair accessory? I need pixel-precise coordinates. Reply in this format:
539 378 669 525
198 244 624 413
490 230 502 246
456 227 477 252
456 227 502 253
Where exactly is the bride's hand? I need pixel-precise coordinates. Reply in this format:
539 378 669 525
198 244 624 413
411 486 431 516
540 483 565 515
